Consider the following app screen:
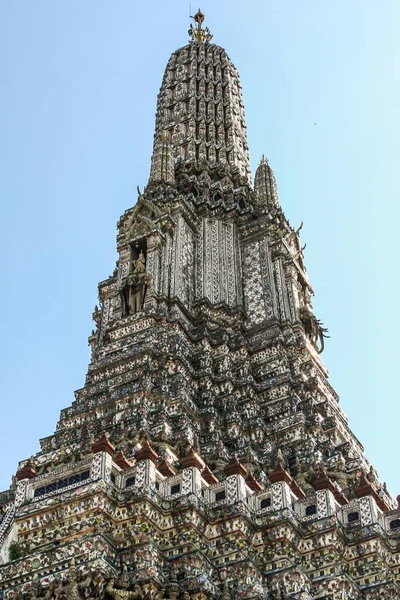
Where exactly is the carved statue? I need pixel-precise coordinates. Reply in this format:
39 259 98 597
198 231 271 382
59 561 81 600
299 305 329 353
327 453 353 491
119 273 151 317
141 585 166 599
133 250 146 274
105 567 141 600
209 439 228 473
274 448 284 468
44 578 65 600
22 577 41 600
366 465 378 485
118 247 153 317
78 567 105 599
155 422 172 454
293 457 313 491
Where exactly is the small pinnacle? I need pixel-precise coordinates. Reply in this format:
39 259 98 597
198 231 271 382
189 8 213 43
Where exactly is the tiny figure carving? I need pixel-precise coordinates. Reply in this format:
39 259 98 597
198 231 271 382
156 422 172 452
64 561 81 600
133 250 146 274
299 305 329 353
274 447 285 468
42 580 61 600
210 439 228 472
79 566 105 599
366 465 378 485
92 305 101 327
105 567 141 600
292 456 313 491
326 452 352 491
23 576 41 600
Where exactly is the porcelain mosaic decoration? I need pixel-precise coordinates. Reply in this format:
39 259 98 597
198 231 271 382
1 10 399 600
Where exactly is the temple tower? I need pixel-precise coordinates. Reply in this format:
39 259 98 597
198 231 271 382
0 10 399 600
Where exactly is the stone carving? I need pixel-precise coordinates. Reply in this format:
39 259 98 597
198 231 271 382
119 251 152 316
105 568 141 600
133 250 146 275
299 304 329 353
292 456 313 491
64 562 81 600
326 453 354 490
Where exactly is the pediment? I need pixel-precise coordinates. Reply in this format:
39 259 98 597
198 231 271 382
125 195 163 241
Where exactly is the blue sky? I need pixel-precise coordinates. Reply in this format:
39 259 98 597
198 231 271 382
0 1 399 495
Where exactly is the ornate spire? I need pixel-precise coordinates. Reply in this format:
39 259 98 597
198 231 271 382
148 132 175 186
149 32 251 186
254 155 279 210
188 8 213 43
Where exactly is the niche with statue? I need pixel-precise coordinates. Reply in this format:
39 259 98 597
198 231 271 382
119 239 151 316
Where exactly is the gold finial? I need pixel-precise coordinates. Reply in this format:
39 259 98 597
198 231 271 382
189 8 213 43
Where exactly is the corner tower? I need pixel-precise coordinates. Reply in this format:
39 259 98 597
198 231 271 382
0 11 399 600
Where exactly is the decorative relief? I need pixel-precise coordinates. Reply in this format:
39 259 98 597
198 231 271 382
15 481 27 507
182 468 193 495
225 223 237 306
359 497 374 526
316 490 329 518
108 318 154 341
162 232 172 297
135 461 146 489
119 262 129 281
271 483 284 509
90 454 103 481
204 220 212 300
211 220 220 303
195 230 204 300
242 241 266 325
0 506 14 545
175 217 194 306
99 298 111 342
259 238 274 320
273 259 286 321
226 475 238 504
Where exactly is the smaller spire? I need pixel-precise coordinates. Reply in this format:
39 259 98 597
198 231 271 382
189 8 213 43
92 432 115 456
224 455 247 477
16 459 37 481
201 464 219 484
148 132 175 186
135 440 158 464
245 472 263 492
113 450 132 470
157 458 176 477
180 447 205 471
254 155 279 210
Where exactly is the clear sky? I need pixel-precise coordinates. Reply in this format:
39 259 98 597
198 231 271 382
0 1 399 495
